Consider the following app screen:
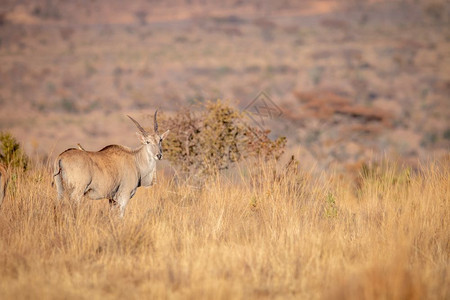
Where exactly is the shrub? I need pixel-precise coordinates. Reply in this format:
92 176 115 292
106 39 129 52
424 2 445 23
160 100 286 175
0 132 28 171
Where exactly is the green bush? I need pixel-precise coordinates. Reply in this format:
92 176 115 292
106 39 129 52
160 100 286 175
0 132 28 171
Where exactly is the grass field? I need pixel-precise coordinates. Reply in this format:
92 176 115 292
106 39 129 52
0 158 448 299
0 1 449 298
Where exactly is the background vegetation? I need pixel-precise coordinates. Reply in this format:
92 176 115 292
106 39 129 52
0 132 28 170
161 101 286 176
0 0 448 172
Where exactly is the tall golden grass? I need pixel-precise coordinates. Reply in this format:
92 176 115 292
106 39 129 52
0 158 448 299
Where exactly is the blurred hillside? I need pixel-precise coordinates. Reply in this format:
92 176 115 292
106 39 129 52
0 0 449 171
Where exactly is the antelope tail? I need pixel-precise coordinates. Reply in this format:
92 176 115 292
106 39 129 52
52 159 64 200
53 159 62 177
52 159 62 188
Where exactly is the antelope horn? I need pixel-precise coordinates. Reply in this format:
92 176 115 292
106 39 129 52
154 110 159 135
127 115 148 137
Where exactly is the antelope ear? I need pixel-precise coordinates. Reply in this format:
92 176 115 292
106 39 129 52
160 130 170 140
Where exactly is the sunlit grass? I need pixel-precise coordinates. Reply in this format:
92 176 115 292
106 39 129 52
0 158 448 299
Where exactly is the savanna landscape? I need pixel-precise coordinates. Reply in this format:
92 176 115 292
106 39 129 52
0 0 449 299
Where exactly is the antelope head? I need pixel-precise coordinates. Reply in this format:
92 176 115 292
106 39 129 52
127 110 170 160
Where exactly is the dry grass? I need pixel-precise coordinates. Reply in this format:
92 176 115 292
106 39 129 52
0 158 448 299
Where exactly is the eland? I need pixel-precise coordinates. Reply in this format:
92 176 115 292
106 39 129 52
0 163 8 208
53 111 169 217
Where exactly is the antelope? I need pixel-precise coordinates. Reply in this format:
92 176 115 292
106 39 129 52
53 111 169 217
0 163 8 208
